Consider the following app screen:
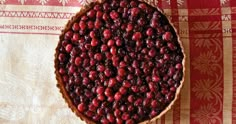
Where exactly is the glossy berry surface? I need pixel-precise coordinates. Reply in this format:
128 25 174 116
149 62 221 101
56 0 184 124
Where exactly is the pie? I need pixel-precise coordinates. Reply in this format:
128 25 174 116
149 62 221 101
54 0 185 123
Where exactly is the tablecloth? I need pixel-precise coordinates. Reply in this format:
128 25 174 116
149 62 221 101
0 0 235 124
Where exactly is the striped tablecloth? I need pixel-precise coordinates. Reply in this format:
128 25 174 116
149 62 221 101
0 0 235 124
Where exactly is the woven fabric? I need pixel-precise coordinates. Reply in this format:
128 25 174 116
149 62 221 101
0 0 235 124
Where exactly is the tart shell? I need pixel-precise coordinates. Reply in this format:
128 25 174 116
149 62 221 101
54 0 186 123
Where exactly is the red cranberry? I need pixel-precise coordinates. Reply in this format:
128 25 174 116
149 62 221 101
107 39 115 47
77 103 87 112
122 113 130 121
79 21 86 30
148 48 156 57
75 57 82 65
96 86 105 94
103 29 112 39
123 80 131 88
138 3 147 10
146 28 154 36
91 39 99 47
132 32 142 41
81 15 88 21
119 86 127 95
102 13 110 21
131 7 140 17
92 98 100 107
131 86 139 93
95 19 102 29
97 94 105 101
150 19 158 28
110 46 117 55
114 92 122 101
110 11 119 20
150 110 158 118
146 92 154 99
72 23 79 31
120 105 127 112
163 31 173 41
97 108 105 116
152 75 160 82
116 39 123 46
126 23 133 32
101 44 108 52
108 78 117 87
168 42 176 51
94 53 102 61
116 118 123 124
65 44 72 53
107 113 115 123
128 95 135 103
101 118 109 124
114 109 121 117
94 5 101 11
118 68 126 77
126 119 135 124
96 11 103 19
151 100 159 108
175 63 183 70
97 65 105 72
65 30 73 40
120 0 128 7
134 98 142 106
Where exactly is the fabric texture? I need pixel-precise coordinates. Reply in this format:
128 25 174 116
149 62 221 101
0 0 235 124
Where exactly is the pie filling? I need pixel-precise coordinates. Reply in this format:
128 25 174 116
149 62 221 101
55 0 184 123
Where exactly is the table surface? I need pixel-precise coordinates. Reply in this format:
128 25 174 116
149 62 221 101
0 0 235 124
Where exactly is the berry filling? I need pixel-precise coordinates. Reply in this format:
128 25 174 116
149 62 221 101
56 0 184 123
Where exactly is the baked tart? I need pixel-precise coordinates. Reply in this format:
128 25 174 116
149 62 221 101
55 0 185 123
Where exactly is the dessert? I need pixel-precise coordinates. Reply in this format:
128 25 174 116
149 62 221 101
55 0 185 123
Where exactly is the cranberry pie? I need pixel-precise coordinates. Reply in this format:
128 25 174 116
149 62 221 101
55 0 185 123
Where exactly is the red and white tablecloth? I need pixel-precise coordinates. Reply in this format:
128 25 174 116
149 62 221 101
0 0 235 124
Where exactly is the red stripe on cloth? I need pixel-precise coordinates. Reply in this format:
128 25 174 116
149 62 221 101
161 115 165 124
188 0 223 124
232 38 236 124
0 31 59 35
0 11 74 19
187 0 220 9
0 25 63 31
3 0 82 6
232 3 236 123
173 98 180 124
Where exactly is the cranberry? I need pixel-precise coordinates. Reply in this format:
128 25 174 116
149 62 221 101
107 39 115 47
91 39 99 47
118 68 126 77
175 63 183 70
128 95 135 103
108 78 117 87
107 113 115 123
131 7 140 17
122 113 130 120
65 30 73 40
116 39 123 46
163 31 173 41
77 103 87 112
119 86 127 95
148 48 156 57
97 94 105 101
131 86 139 93
110 46 117 55
116 118 123 124
114 109 121 117
103 29 112 39
123 80 131 88
126 23 133 32
126 119 135 124
132 32 142 41
72 23 79 31
96 11 103 19
110 11 119 20
79 21 86 30
101 118 109 124
114 92 122 101
95 19 102 29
